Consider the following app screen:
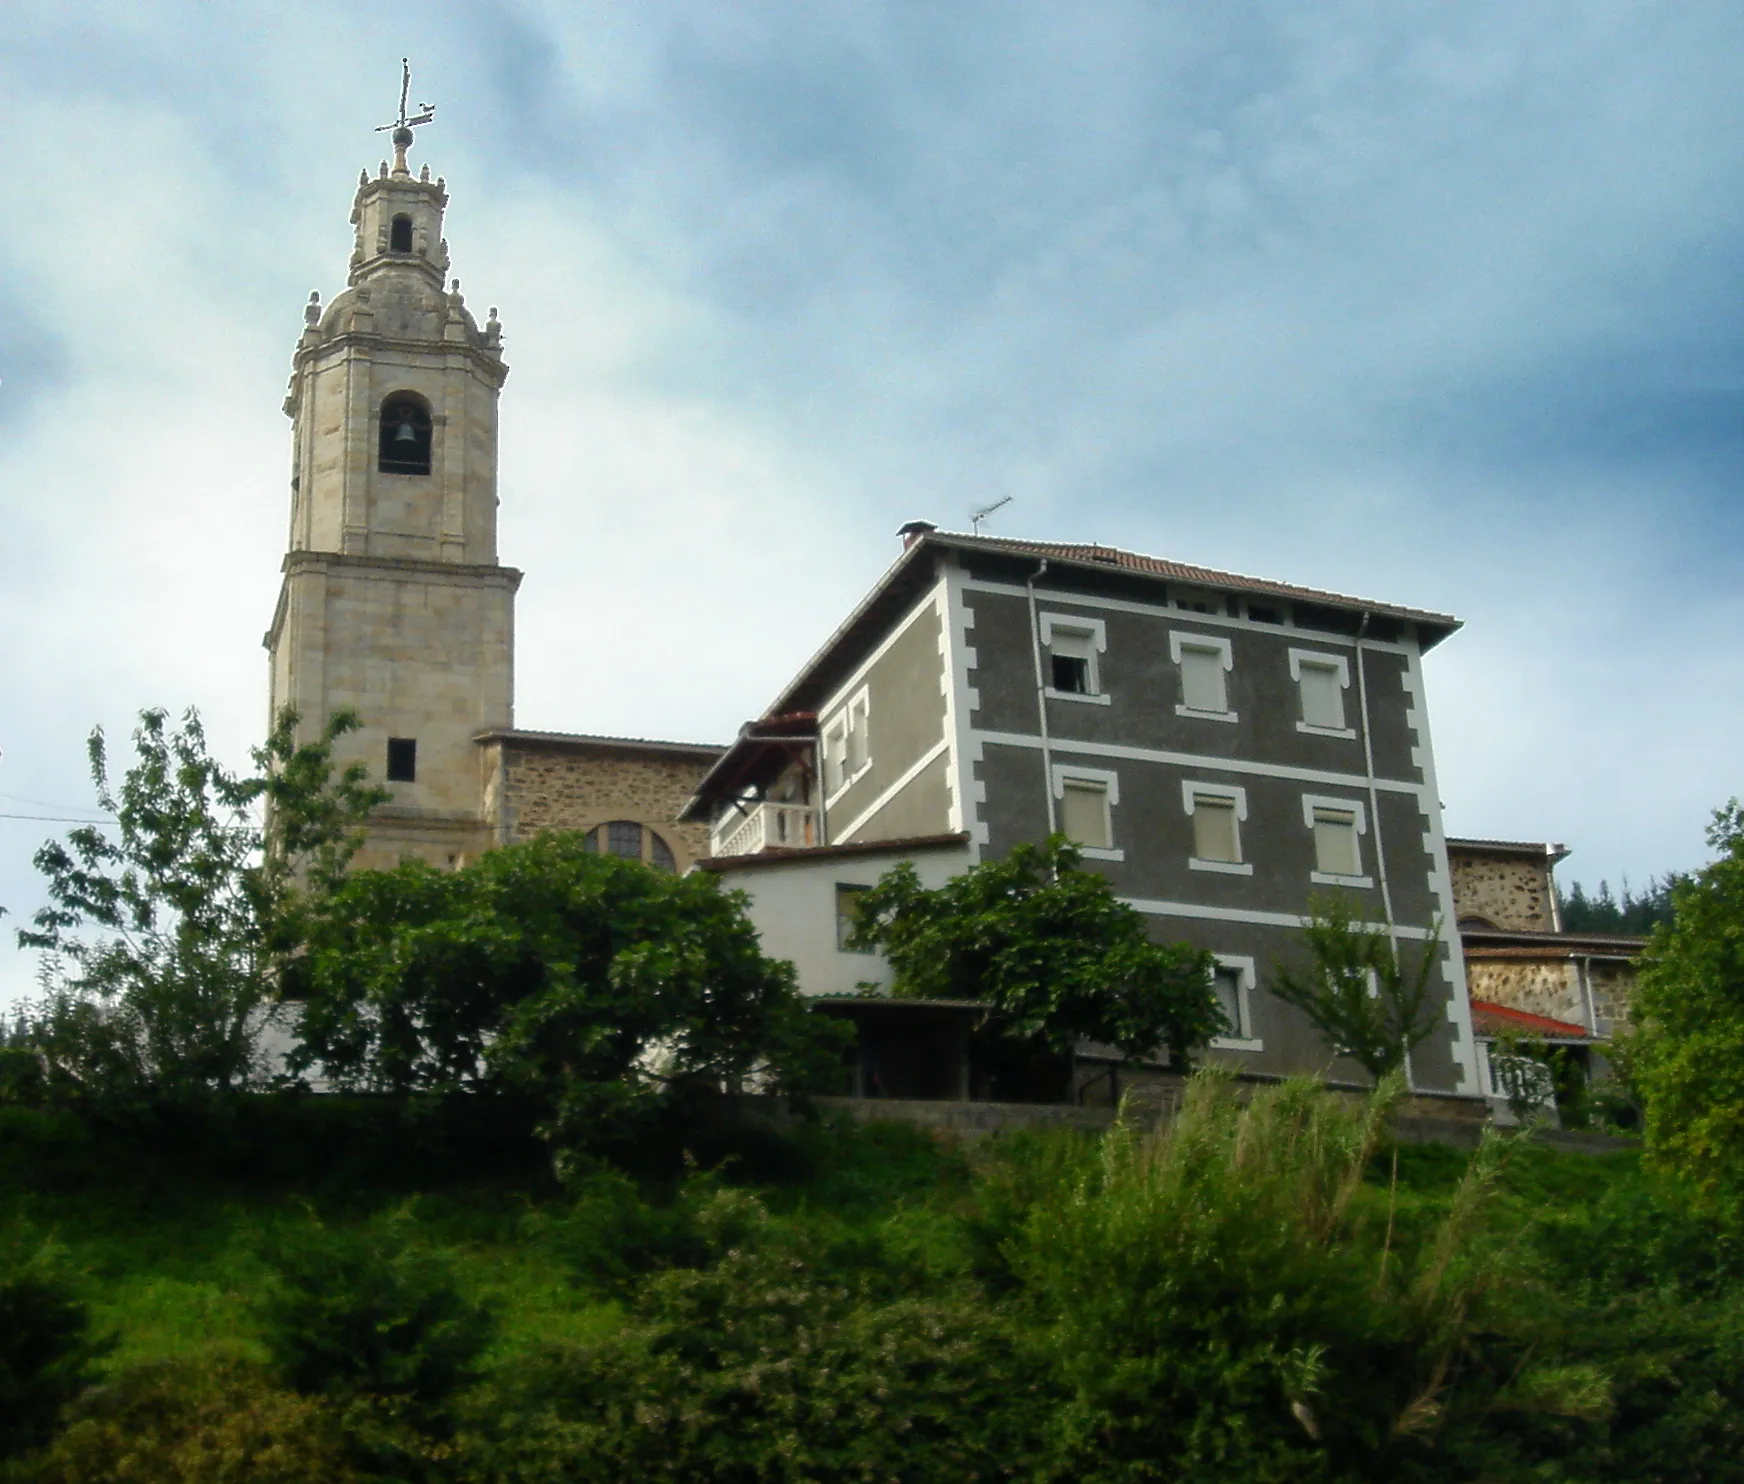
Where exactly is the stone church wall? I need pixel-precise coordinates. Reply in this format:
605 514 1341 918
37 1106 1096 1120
488 740 717 868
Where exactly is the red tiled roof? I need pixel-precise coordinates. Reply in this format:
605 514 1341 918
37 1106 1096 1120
1470 999 1591 1039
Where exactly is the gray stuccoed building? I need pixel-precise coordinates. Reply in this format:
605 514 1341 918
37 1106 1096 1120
686 523 1482 1106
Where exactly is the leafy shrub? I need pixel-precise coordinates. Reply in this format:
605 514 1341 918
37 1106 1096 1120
468 1190 1047 1482
251 1209 495 1434
521 1166 709 1293
0 1240 102 1461
18 1359 360 1484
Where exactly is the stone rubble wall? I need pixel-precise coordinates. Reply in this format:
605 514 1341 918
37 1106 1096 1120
1448 851 1557 931
1586 959 1638 1034
1465 958 1586 1026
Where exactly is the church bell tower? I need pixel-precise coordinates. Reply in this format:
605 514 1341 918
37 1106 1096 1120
266 92 518 868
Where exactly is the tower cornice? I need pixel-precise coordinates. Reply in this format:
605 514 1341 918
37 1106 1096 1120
289 330 508 389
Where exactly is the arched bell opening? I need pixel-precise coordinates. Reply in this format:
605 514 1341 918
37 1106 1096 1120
390 214 414 253
378 394 433 476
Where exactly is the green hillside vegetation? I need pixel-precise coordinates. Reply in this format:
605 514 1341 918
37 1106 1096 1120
5 712 1743 1480
4 1084 1744 1482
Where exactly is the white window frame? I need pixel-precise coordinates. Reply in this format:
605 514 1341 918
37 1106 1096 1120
1052 763 1123 860
1040 612 1110 706
823 686 873 806
1301 794 1373 887
1289 649 1355 738
1181 780 1251 875
1170 631 1237 722
1209 953 1263 1051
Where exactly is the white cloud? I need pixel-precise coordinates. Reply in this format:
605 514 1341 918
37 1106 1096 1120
3 1 1741 1000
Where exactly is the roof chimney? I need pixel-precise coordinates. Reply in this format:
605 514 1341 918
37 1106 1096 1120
897 519 938 550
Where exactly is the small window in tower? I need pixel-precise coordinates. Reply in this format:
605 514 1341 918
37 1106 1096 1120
379 395 432 476
390 214 414 252
386 737 417 782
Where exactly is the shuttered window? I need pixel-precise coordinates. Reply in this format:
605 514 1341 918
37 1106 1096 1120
1180 646 1227 713
1299 662 1345 730
1214 966 1246 1038
1191 795 1240 863
1060 780 1112 850
1312 807 1361 877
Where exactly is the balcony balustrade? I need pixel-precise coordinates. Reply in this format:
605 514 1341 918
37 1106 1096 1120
711 800 819 858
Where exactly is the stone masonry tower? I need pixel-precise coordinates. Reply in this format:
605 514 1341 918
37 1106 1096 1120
265 117 519 869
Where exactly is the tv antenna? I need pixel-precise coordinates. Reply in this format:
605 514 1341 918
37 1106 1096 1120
970 495 1012 536
376 59 435 168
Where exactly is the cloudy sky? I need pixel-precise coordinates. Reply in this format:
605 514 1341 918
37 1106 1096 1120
2 2 1740 1001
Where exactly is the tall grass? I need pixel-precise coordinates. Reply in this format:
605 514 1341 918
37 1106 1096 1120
1011 1072 1605 1479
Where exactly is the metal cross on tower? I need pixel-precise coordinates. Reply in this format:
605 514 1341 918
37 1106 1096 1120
376 58 435 170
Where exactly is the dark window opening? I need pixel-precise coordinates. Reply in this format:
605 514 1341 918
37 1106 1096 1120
386 738 417 782
650 834 676 873
390 214 414 252
1050 653 1090 694
1293 602 1363 637
607 820 642 859
379 395 432 475
1246 603 1282 625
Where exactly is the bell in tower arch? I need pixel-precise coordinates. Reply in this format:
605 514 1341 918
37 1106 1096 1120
378 394 433 475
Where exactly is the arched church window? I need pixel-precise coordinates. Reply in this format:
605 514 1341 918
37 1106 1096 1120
390 214 414 252
379 395 432 475
582 821 679 872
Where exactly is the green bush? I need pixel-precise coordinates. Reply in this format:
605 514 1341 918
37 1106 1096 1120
0 1242 102 1461
521 1166 710 1294
18 1360 361 1484
467 1188 1047 1482
251 1209 495 1434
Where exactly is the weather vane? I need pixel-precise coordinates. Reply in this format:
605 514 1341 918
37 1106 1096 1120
376 58 434 170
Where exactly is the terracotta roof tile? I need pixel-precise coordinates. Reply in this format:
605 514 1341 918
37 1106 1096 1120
1470 999 1592 1039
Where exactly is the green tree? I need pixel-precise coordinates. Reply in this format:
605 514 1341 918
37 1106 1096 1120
13 707 386 1100
1269 893 1446 1082
1618 800 1744 1203
1559 874 1683 935
850 835 1221 1069
290 832 844 1143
